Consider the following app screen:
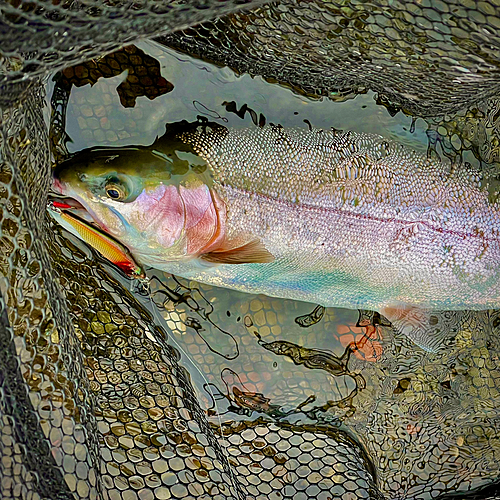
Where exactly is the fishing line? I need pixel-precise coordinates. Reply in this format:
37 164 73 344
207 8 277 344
169 275 240 360
139 275 240 488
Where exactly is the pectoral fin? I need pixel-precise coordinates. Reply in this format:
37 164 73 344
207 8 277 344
201 239 274 264
380 305 460 352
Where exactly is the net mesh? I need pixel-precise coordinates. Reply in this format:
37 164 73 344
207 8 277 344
0 95 382 499
0 0 268 105
162 0 500 117
1 0 500 499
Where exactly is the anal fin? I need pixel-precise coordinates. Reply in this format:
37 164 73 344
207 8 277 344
380 305 461 352
200 239 274 265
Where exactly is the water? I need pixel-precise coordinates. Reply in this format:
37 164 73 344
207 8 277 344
62 41 430 152
49 40 500 499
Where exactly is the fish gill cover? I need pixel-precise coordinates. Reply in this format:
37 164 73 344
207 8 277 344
1 1 500 500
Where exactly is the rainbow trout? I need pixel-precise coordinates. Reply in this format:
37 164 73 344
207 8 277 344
51 120 500 351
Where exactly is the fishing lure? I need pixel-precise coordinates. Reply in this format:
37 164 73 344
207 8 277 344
47 200 146 280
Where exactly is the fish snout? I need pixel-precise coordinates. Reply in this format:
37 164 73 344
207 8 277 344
52 177 66 195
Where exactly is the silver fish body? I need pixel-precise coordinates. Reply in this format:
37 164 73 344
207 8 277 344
169 124 500 311
52 121 500 350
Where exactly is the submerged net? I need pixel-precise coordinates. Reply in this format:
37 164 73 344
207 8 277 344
0 82 383 500
1 1 500 499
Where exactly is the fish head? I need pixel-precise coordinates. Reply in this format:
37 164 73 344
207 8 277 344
52 145 224 265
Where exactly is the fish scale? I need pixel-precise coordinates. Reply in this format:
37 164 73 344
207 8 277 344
52 121 500 351
180 125 495 234
175 124 500 309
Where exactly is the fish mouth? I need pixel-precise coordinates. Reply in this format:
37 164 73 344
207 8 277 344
47 193 101 228
48 195 85 211
47 193 146 279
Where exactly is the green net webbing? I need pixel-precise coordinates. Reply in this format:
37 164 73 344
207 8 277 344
162 0 500 117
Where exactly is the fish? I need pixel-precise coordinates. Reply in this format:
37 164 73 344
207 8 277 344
50 119 500 351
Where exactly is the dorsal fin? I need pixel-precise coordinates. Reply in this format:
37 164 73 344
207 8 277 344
201 239 274 265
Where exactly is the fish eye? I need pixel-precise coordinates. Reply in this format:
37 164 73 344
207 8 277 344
105 183 127 201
